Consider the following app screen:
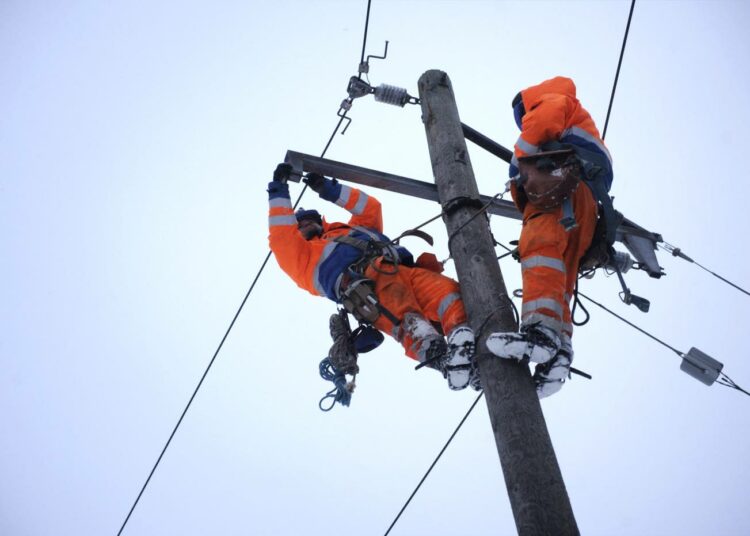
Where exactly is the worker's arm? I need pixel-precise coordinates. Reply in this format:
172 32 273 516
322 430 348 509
304 173 383 232
267 166 315 290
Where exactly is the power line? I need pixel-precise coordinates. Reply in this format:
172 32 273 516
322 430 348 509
577 291 749 398
116 251 273 536
359 0 373 73
578 291 682 357
384 392 484 536
115 0 374 527
602 0 636 140
658 242 750 298
116 116 346 536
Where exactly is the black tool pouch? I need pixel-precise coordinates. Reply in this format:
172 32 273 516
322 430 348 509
341 278 381 324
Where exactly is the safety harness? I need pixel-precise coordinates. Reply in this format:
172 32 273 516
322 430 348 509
516 144 652 320
516 143 623 274
331 227 424 327
317 226 433 411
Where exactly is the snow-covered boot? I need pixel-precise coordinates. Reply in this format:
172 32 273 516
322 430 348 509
445 325 475 390
402 312 443 362
533 336 573 399
486 323 561 364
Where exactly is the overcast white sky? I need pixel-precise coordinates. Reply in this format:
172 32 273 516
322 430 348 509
2 1 749 535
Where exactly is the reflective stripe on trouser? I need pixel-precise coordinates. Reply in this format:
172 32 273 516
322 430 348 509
364 259 468 361
518 184 598 339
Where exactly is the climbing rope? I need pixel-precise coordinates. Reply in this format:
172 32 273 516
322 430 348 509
319 357 355 411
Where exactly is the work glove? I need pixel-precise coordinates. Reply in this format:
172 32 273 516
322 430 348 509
303 173 326 193
273 163 293 182
267 180 289 199
305 173 341 203
268 163 291 200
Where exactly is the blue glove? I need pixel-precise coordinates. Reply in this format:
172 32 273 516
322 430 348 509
304 173 341 202
314 177 342 203
267 180 289 200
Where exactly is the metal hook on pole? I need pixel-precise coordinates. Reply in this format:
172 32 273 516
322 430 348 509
359 40 389 75
337 98 354 134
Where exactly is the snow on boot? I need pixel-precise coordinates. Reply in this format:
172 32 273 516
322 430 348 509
533 337 573 399
486 324 561 364
539 340 573 381
445 325 475 390
536 378 564 399
400 312 447 368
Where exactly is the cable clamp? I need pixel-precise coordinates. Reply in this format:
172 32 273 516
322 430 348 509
680 347 723 386
442 196 483 216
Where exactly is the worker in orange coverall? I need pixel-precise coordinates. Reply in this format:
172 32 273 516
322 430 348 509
267 163 477 390
487 76 614 398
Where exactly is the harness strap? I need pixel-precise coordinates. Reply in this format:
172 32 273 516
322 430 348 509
559 196 577 231
583 168 622 247
333 234 372 252
394 228 434 246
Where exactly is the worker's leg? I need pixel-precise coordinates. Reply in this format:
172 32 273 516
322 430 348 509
534 185 598 397
407 267 468 333
365 262 444 364
406 267 475 390
486 203 569 363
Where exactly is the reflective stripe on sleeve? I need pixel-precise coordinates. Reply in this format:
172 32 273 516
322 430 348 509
312 240 338 296
521 255 566 273
516 136 539 155
268 215 297 227
335 185 353 208
437 292 461 322
351 191 369 215
352 226 379 240
522 298 564 319
562 126 613 164
269 198 292 209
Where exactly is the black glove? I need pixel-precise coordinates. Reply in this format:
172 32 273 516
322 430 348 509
303 173 326 193
273 163 293 183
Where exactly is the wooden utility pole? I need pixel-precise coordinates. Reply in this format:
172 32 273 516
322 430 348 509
418 69 579 535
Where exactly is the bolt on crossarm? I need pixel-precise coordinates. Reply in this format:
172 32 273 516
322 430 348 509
418 69 579 536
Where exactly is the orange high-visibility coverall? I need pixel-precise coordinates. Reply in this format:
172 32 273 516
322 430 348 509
509 77 611 339
268 182 467 362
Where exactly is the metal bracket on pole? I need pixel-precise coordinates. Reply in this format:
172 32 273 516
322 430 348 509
284 148 666 276
284 150 521 220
